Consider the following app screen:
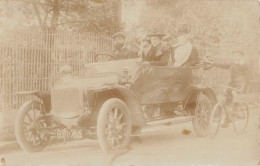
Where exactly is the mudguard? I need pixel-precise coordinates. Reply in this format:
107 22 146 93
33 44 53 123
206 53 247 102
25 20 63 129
89 86 145 130
16 91 51 113
184 85 217 114
117 86 145 128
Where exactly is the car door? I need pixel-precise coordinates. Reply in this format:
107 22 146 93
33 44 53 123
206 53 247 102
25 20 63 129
141 66 191 104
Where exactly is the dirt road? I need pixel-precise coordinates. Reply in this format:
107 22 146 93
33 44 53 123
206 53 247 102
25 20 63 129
2 107 259 166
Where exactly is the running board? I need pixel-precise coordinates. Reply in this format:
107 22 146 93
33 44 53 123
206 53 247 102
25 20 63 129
132 116 195 136
146 116 194 126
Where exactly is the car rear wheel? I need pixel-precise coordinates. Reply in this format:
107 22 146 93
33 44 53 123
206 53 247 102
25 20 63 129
192 93 212 137
97 98 131 153
15 101 51 152
208 103 223 139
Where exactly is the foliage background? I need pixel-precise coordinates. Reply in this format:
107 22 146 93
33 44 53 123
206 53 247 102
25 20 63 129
123 0 259 78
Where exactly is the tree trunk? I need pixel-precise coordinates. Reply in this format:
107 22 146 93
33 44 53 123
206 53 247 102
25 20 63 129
114 0 121 31
51 0 60 31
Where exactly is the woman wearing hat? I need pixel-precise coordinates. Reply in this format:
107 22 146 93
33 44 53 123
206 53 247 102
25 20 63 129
162 35 177 64
140 28 170 66
138 37 151 58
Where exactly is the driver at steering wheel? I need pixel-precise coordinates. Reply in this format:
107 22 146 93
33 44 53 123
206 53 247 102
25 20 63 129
112 32 137 60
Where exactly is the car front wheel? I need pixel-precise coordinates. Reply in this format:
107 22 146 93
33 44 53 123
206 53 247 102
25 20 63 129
15 101 51 152
97 98 132 153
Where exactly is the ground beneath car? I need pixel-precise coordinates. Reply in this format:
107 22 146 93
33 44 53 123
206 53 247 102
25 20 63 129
2 105 259 166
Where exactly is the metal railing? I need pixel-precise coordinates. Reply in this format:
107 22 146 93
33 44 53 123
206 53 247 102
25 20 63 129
0 30 113 112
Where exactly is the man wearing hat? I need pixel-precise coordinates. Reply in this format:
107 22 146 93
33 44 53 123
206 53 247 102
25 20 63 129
112 32 137 60
172 27 199 67
141 37 151 49
141 28 170 66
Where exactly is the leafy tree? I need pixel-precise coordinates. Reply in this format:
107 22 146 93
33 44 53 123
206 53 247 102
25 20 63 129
136 0 259 49
1 0 121 34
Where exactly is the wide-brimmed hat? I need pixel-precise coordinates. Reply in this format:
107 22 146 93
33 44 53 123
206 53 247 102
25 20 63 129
162 35 174 41
147 28 165 38
112 32 126 39
177 25 190 36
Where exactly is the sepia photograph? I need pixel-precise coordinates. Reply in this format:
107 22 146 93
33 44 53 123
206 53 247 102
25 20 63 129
0 0 259 166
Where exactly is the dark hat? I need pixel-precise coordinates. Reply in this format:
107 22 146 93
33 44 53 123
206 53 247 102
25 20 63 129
112 32 126 39
147 28 165 38
177 25 190 36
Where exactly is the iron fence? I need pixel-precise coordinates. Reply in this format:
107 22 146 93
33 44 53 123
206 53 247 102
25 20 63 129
0 30 113 112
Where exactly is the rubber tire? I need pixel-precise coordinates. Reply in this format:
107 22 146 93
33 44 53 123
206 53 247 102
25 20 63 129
15 101 49 153
192 93 212 137
208 103 223 139
233 101 249 134
97 98 131 153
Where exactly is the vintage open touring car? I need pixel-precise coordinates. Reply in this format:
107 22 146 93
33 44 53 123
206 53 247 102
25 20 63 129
15 55 217 153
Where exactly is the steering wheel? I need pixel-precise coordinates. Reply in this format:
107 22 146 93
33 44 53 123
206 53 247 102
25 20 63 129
94 53 117 62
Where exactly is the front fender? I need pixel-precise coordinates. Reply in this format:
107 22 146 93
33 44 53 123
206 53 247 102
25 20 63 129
89 86 145 130
117 87 145 128
17 100 45 115
16 91 51 113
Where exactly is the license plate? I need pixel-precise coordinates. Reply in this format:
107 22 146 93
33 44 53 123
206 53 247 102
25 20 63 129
56 128 83 139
